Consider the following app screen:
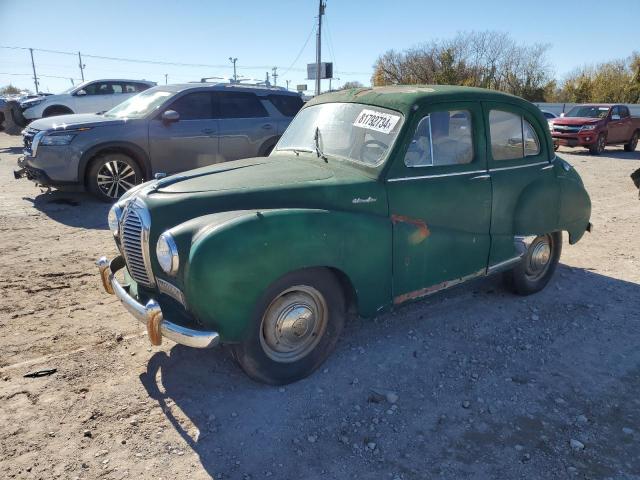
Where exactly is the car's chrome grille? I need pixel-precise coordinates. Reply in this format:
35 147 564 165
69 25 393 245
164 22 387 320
22 127 38 154
120 207 154 287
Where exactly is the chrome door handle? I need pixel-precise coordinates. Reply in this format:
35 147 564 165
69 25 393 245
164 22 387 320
262 124 273 130
471 174 490 180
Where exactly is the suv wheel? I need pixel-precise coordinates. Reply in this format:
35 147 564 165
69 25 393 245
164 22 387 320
87 153 142 202
43 106 73 117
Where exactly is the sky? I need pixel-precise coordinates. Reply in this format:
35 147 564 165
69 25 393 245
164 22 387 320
1 0 639 95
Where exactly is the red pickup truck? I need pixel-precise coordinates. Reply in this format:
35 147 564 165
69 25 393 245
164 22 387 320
549 104 640 155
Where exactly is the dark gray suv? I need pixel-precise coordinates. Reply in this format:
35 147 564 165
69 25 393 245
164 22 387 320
15 83 303 201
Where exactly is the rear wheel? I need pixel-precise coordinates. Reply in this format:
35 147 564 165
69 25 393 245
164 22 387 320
624 131 639 152
87 153 142 202
503 232 562 295
588 134 606 155
231 268 345 385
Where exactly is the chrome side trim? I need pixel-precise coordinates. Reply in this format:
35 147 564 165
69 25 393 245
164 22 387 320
487 256 521 275
489 161 549 172
97 256 219 349
388 169 486 182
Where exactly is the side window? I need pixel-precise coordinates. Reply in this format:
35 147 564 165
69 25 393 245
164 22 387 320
82 82 108 95
611 106 620 118
267 94 304 117
489 110 540 160
109 82 123 94
219 92 268 118
620 106 630 118
123 83 147 93
404 110 473 167
167 92 213 120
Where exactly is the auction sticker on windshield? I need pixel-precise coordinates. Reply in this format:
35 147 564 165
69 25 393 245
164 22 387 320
353 109 401 134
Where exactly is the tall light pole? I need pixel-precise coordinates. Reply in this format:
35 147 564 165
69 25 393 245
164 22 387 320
285 79 290 91
229 57 238 83
315 0 326 96
272 67 278 87
29 48 39 93
78 51 85 82
164 74 168 85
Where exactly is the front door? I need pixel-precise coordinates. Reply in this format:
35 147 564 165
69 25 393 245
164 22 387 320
148 91 219 174
386 102 491 304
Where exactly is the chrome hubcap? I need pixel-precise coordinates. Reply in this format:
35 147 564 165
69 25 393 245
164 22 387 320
97 160 138 199
260 286 328 363
525 235 553 281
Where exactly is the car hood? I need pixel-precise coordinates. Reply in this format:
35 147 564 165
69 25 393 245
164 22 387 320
124 153 387 232
552 117 601 126
29 113 130 131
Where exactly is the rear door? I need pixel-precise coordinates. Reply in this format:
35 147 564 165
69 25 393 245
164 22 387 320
148 91 219 174
216 91 273 161
386 102 492 303
482 102 557 268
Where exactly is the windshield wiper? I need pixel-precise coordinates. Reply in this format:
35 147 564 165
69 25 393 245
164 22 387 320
314 127 328 162
278 147 314 156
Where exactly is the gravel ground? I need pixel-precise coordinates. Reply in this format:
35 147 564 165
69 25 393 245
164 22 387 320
0 131 639 480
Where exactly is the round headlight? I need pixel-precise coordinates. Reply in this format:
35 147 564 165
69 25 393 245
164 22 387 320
108 204 122 236
156 232 179 275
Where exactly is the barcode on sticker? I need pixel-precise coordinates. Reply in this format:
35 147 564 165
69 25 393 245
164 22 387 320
353 109 400 134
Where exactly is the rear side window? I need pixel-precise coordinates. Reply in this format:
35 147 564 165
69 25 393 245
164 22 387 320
489 110 540 160
167 92 213 120
267 94 304 117
218 92 268 118
124 82 150 93
404 110 474 167
620 106 630 118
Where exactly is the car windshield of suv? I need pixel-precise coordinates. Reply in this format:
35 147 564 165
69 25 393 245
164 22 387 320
565 106 610 118
276 102 404 166
103 89 173 119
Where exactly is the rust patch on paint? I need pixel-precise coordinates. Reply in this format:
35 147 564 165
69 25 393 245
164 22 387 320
393 269 486 305
391 214 430 244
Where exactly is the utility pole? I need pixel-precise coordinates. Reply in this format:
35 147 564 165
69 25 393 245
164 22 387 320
229 57 238 83
164 74 168 85
265 71 270 87
315 0 326 96
29 48 39 94
285 79 290 91
78 51 85 82
272 67 278 87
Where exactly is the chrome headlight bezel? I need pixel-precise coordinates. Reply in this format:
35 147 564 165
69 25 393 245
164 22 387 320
580 124 597 131
156 232 179 276
108 204 123 236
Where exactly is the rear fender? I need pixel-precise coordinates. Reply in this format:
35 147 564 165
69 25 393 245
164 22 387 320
184 208 391 341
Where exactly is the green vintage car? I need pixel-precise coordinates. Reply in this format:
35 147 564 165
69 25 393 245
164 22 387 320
97 85 592 384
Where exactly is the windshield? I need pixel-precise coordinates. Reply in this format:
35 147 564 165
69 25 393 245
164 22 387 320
276 102 404 166
565 106 610 119
104 89 172 119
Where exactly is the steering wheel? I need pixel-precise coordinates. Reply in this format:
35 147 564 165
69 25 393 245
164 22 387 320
360 139 388 163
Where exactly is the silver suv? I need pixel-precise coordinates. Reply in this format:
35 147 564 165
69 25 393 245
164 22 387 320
15 83 303 201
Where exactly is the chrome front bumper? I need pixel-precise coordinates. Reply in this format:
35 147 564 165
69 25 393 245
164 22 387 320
96 256 220 349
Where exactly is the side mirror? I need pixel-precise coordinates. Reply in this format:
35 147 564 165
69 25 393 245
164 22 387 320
76 89 87 96
611 114 621 120
162 110 180 123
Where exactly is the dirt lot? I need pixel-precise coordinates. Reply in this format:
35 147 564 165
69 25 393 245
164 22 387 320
0 131 639 480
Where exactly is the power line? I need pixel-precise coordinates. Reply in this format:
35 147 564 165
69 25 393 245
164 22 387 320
280 22 317 77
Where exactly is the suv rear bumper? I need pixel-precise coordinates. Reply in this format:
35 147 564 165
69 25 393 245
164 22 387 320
96 256 220 349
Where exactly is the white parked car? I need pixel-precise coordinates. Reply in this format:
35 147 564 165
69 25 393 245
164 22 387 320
20 79 156 120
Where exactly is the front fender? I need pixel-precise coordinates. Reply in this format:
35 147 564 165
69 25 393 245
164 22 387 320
183 208 392 342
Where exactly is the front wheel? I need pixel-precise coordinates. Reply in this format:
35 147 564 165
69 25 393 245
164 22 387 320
87 153 143 202
588 134 606 155
503 232 562 295
231 268 345 385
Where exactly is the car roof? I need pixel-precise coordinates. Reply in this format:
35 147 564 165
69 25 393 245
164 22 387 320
82 79 156 84
155 83 301 97
305 85 537 116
